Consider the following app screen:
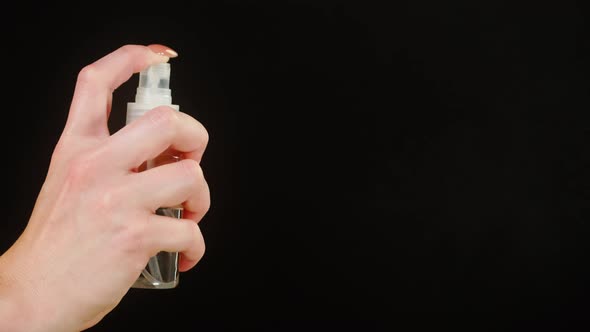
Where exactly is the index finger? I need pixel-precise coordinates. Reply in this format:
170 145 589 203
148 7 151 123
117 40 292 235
64 44 174 137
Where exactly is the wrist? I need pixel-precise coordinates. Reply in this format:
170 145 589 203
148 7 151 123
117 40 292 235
0 294 33 332
0 253 30 332
0 249 62 332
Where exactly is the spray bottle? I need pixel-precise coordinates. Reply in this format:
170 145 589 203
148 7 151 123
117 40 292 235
127 62 182 289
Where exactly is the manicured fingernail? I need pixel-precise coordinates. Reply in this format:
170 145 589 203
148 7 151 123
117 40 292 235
147 44 178 58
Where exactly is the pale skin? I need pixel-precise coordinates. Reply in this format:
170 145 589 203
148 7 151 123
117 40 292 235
0 44 210 331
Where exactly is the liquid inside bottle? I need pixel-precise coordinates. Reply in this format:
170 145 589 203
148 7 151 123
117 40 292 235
132 149 183 289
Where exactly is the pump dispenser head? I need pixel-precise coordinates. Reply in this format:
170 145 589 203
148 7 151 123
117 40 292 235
126 62 179 124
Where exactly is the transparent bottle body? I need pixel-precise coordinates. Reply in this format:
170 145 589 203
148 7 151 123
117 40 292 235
132 149 183 289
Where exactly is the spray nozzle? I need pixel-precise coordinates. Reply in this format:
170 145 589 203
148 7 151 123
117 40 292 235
135 63 172 105
139 63 170 89
126 62 179 124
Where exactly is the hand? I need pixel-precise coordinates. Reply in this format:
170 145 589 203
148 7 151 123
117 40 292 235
0 45 210 331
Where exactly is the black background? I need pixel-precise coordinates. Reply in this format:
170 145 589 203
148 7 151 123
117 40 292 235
1 1 589 331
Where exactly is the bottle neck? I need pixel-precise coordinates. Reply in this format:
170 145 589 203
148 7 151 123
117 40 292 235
135 87 172 105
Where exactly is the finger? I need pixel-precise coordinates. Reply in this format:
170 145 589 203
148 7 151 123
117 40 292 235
65 44 171 137
143 215 205 271
127 159 210 220
184 177 211 223
102 106 209 170
183 209 210 224
179 250 203 272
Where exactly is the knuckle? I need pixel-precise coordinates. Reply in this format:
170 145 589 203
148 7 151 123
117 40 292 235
180 159 202 180
119 45 153 72
198 182 211 213
77 65 99 85
188 222 206 260
119 44 137 56
189 181 210 219
202 190 211 214
195 227 206 260
197 195 211 217
183 114 209 149
149 106 178 129
96 187 125 213
116 224 146 256
118 45 143 68
195 121 209 146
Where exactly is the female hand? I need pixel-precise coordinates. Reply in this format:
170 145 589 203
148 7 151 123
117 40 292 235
0 44 210 331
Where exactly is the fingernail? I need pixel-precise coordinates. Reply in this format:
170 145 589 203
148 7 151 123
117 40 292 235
147 44 179 58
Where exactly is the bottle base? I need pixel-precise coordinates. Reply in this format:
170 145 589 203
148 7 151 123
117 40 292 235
131 207 182 290
132 276 179 289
